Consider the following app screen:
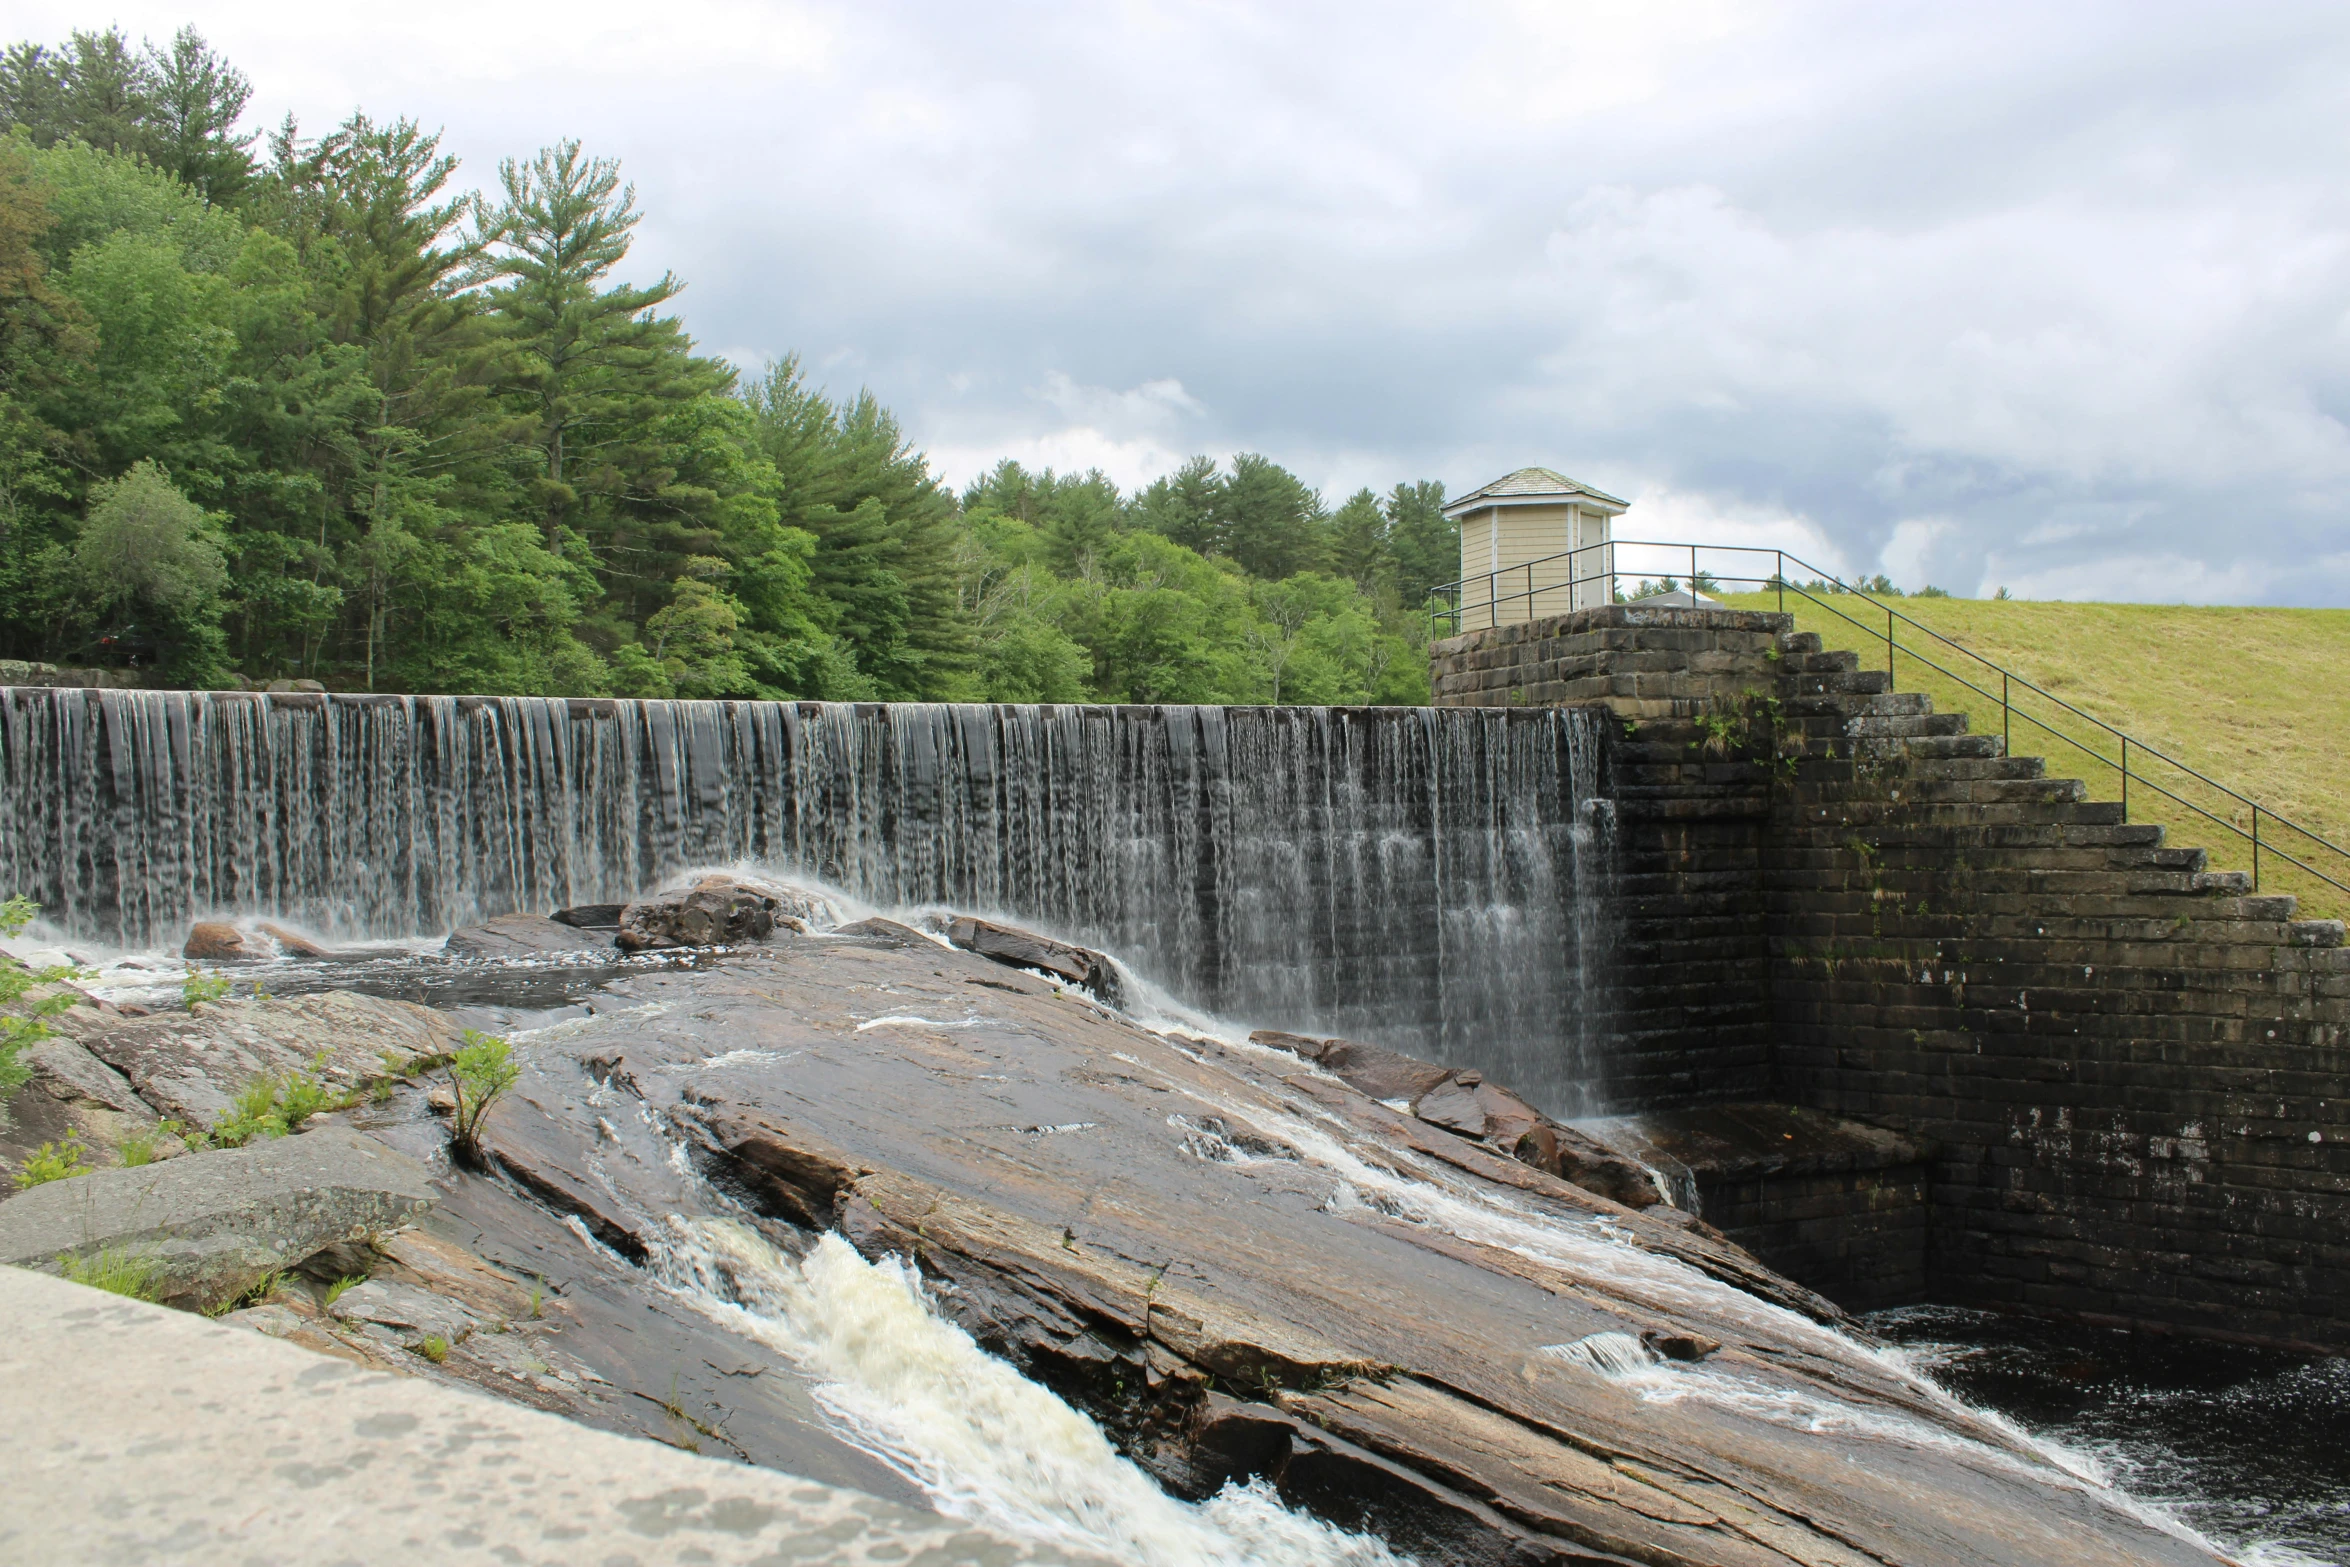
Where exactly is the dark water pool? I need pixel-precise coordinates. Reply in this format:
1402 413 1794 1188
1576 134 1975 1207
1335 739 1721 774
1867 1306 2350 1565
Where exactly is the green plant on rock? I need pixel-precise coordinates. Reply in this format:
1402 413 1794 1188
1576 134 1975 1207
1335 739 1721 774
181 968 233 1011
207 1075 290 1148
0 896 85 1101
13 1129 91 1188
206 1054 354 1147
116 1120 179 1167
206 1269 286 1318
447 1030 519 1159
277 1052 348 1129
413 1334 450 1364
324 1274 367 1308
60 1245 164 1302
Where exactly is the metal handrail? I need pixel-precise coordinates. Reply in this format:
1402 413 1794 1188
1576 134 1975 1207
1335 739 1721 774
1425 538 2349 903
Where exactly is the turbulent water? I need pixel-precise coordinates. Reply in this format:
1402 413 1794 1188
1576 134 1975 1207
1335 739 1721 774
659 1222 1405 1567
0 687 1614 1111
1874 1307 2350 1565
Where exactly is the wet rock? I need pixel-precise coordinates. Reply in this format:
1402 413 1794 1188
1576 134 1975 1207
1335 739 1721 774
830 916 937 949
0 1124 437 1311
183 920 259 961
182 919 337 961
1250 1028 1451 1102
616 874 823 951
463 945 2214 1567
550 902 627 929
57 991 461 1133
443 912 617 959
1249 1028 1661 1208
943 915 1124 1005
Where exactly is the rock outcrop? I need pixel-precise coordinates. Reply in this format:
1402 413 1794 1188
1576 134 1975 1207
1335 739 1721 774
458 941 2217 1567
615 874 830 951
443 912 618 959
941 915 1124 1005
1250 1027 1663 1209
0 1124 436 1311
55 992 462 1132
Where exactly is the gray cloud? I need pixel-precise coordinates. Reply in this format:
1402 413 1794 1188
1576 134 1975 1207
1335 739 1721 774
23 0 2350 600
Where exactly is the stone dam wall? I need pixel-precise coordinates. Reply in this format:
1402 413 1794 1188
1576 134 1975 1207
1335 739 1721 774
1437 604 2350 1351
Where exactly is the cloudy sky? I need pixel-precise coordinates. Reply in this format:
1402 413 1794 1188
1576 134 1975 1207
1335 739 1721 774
22 1 2350 602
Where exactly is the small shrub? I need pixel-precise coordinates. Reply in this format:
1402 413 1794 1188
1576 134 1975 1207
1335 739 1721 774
181 968 233 1011
61 1245 164 1301
207 1075 289 1148
324 1273 366 1308
277 1051 347 1130
13 1130 90 1188
0 895 84 1099
413 1334 449 1364
447 1030 519 1157
206 1268 285 1317
528 1277 545 1319
115 1120 178 1167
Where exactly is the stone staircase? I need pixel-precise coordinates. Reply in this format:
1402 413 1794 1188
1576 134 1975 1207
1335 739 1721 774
1765 629 2350 1343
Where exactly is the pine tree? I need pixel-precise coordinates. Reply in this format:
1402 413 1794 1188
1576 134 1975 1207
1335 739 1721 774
141 28 254 205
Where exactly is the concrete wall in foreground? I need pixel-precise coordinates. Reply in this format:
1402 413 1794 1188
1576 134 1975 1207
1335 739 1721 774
1432 607 2350 1350
0 1264 1099 1567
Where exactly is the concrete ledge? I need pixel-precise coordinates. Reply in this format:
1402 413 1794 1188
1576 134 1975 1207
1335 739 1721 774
0 1264 1102 1567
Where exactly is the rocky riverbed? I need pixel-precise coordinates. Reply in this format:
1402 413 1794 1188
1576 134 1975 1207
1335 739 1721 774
0 880 2234 1566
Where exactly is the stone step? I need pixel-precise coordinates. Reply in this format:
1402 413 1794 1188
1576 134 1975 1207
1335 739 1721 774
1779 632 1825 656
1898 756 2046 782
1785 669 1891 697
1841 713 1972 738
1893 734 2006 760
1787 649 1858 674
1784 691 1933 719
1791 734 2010 762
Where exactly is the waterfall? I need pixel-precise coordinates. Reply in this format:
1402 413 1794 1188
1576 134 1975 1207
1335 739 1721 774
0 688 1617 1112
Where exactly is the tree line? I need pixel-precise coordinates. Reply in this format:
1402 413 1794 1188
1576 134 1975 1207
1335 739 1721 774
0 26 1456 705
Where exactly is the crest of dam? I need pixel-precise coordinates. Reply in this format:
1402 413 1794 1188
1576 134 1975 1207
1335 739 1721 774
0 688 1619 1113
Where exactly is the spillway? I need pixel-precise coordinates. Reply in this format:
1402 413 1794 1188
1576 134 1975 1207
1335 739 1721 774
0 689 1617 1112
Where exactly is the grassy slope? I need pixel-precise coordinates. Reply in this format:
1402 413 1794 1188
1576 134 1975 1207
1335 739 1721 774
1713 593 2350 922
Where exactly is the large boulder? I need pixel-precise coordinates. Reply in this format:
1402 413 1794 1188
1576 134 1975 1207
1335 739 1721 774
182 920 337 961
0 1125 437 1311
443 913 616 960
55 992 462 1133
615 874 829 952
942 915 1124 1006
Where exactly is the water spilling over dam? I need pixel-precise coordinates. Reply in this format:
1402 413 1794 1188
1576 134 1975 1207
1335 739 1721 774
0 688 1615 1111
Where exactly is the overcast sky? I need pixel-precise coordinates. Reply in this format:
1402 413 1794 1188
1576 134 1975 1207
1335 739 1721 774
23 1 2350 602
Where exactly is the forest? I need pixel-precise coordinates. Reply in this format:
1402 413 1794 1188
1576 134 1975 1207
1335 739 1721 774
0 26 1458 704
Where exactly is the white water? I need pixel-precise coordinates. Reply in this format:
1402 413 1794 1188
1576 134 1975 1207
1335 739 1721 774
654 1218 1406 1567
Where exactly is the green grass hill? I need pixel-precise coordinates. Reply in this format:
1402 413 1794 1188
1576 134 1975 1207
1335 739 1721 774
1713 593 2350 922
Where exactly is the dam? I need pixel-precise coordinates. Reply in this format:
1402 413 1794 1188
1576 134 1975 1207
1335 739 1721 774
2 604 2346 1564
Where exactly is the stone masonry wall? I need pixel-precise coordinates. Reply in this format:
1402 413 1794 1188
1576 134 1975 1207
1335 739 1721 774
1434 608 1784 1108
1433 607 2350 1348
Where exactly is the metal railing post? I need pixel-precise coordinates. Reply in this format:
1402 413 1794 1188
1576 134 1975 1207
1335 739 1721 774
1690 545 1699 599
1776 551 1784 613
2121 736 2128 823
2253 806 2261 891
1886 605 1895 690
2002 672 2010 753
